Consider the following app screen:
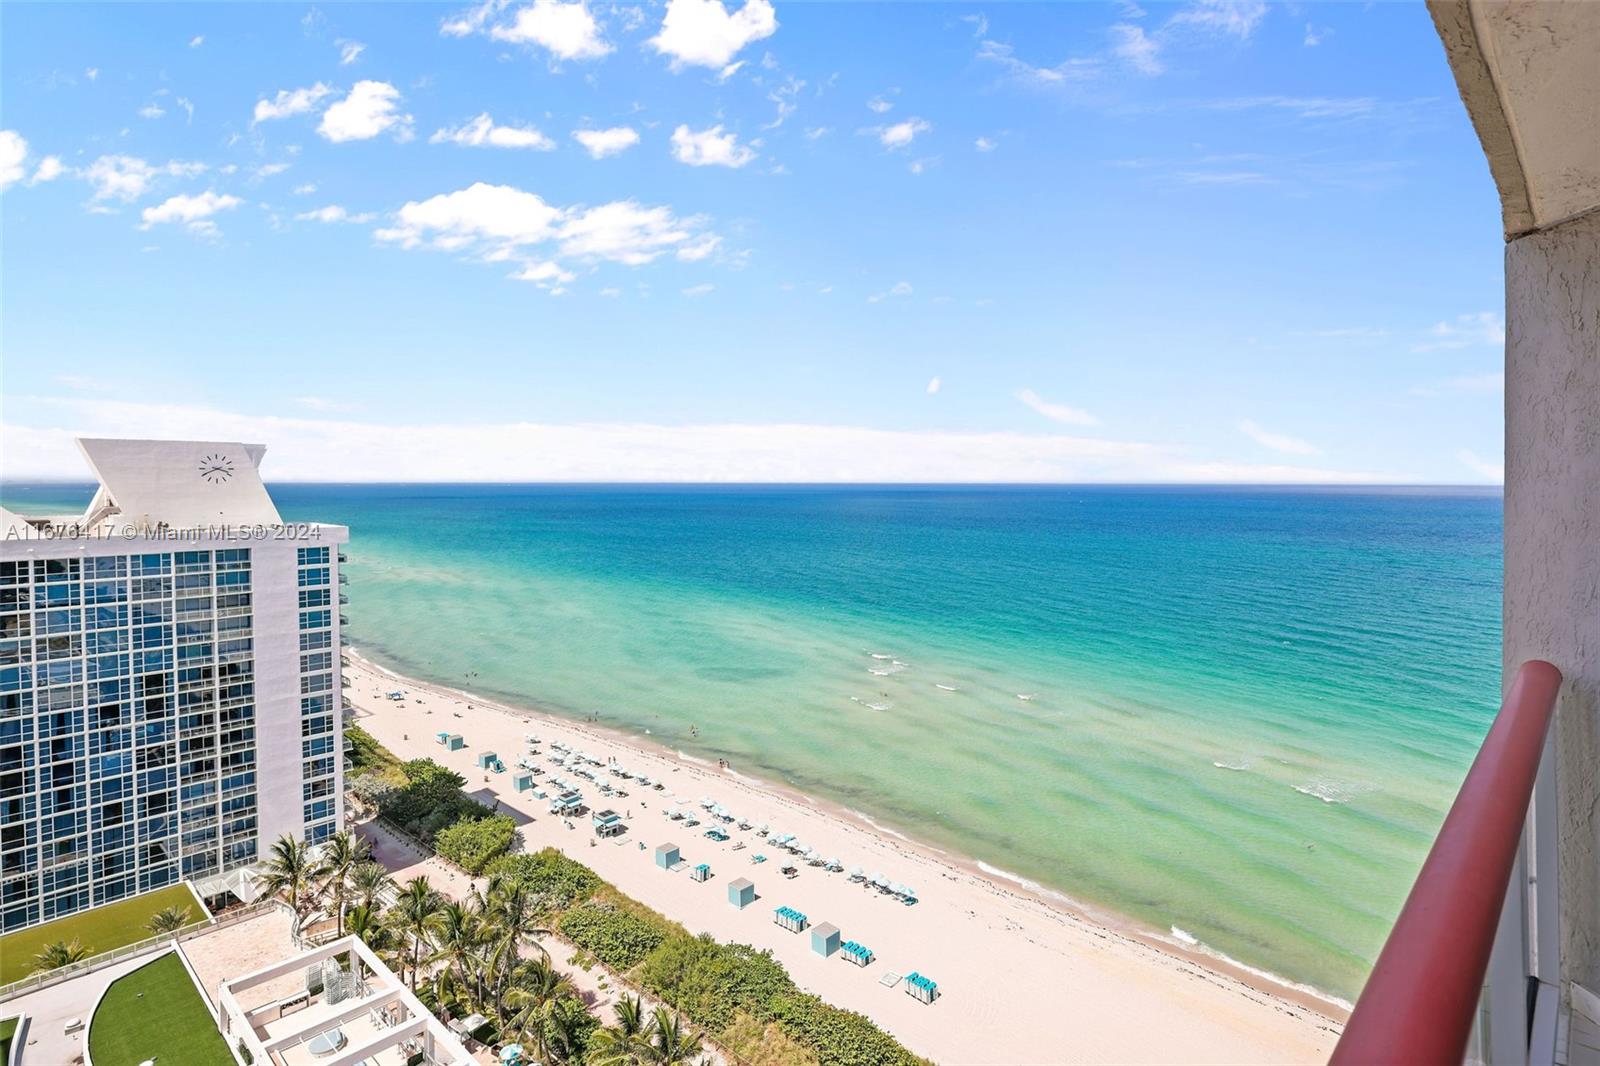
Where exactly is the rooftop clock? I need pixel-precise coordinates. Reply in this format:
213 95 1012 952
199 453 235 484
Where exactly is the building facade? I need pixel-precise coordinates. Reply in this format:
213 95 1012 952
0 439 347 933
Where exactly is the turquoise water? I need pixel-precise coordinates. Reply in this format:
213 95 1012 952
2 483 1501 1000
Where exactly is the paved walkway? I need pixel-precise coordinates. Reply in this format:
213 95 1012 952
2 952 156 1066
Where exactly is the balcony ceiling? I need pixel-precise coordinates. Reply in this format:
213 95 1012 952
1431 0 1600 237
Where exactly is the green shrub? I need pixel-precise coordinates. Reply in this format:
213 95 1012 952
434 814 518 874
557 902 667 971
768 992 921 1066
486 849 602 910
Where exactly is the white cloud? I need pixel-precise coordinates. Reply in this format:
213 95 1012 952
1016 388 1099 426
339 40 366 65
650 0 777 71
0 130 28 190
1414 311 1505 352
682 282 715 297
318 81 413 142
292 182 318 195
868 281 913 303
85 67 99 81
670 124 756 168
1238 419 1319 455
974 136 997 152
926 376 941 395
573 126 640 158
296 204 376 224
1304 23 1329 47
1170 0 1269 39
139 190 242 234
294 396 354 412
139 103 166 120
876 118 930 150
31 155 64 184
189 35 204 48
489 0 612 61
675 234 721 261
976 39 1101 87
804 126 830 140
4 396 1399 483
1110 23 1163 75
1457 449 1504 483
253 83 335 124
252 162 292 180
867 95 893 114
82 155 207 202
431 113 555 149
511 260 576 288
176 97 194 123
375 182 716 278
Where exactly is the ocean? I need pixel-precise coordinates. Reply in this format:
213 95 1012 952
2 482 1502 1001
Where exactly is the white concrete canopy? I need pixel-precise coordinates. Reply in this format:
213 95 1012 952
1430 0 1600 236
76 437 283 529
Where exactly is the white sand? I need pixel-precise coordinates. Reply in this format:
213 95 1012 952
346 652 1344 1064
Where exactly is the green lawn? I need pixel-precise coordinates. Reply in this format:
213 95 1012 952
0 884 205 984
88 952 233 1066
0 1016 17 1064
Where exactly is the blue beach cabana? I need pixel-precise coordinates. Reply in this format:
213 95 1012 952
841 941 874 967
477 751 498 769
691 863 711 882
513 771 535 792
435 731 451 745
905 972 939 1005
655 842 680 869
774 906 808 934
728 877 755 909
444 734 464 751
810 922 840 958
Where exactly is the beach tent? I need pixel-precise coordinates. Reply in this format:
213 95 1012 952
728 878 755 909
513 771 535 792
435 731 451 745
841 941 874 967
445 734 464 751
810 922 841 958
691 863 711 883
655 843 680 870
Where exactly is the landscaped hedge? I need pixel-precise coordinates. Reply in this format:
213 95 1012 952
557 901 668 971
434 814 518 874
375 758 498 842
484 850 602 911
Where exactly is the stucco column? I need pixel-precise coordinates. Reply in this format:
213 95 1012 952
1502 208 1600 1003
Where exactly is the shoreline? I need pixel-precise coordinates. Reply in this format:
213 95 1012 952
346 646 1349 1059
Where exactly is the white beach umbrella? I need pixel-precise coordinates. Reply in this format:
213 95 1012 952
903 886 918 899
849 865 865 878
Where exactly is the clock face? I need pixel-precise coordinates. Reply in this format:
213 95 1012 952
199 453 235 484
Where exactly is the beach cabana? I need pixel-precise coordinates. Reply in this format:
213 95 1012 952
841 940 874 967
513 771 535 792
905 972 939 1005
691 863 711 883
773 906 808 934
477 751 499 770
728 877 755 909
444 734 464 751
810 922 840 958
593 809 625 837
655 842 680 870
435 731 451 745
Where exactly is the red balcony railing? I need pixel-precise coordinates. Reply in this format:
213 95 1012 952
1330 659 1562 1066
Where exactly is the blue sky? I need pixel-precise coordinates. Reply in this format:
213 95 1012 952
1 0 1507 482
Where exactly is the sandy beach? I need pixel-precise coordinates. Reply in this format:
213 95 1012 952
346 650 1344 1065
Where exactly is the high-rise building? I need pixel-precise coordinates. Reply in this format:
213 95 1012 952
0 439 348 933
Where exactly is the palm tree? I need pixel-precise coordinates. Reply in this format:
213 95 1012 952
146 904 193 935
541 996 592 1063
427 901 487 1008
480 880 551 1003
642 1008 702 1066
504 956 576 1060
390 876 444 989
32 938 92 973
350 860 394 911
319 830 371 936
587 996 654 1066
256 834 323 917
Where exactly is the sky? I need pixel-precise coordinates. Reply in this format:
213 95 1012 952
0 0 1508 483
